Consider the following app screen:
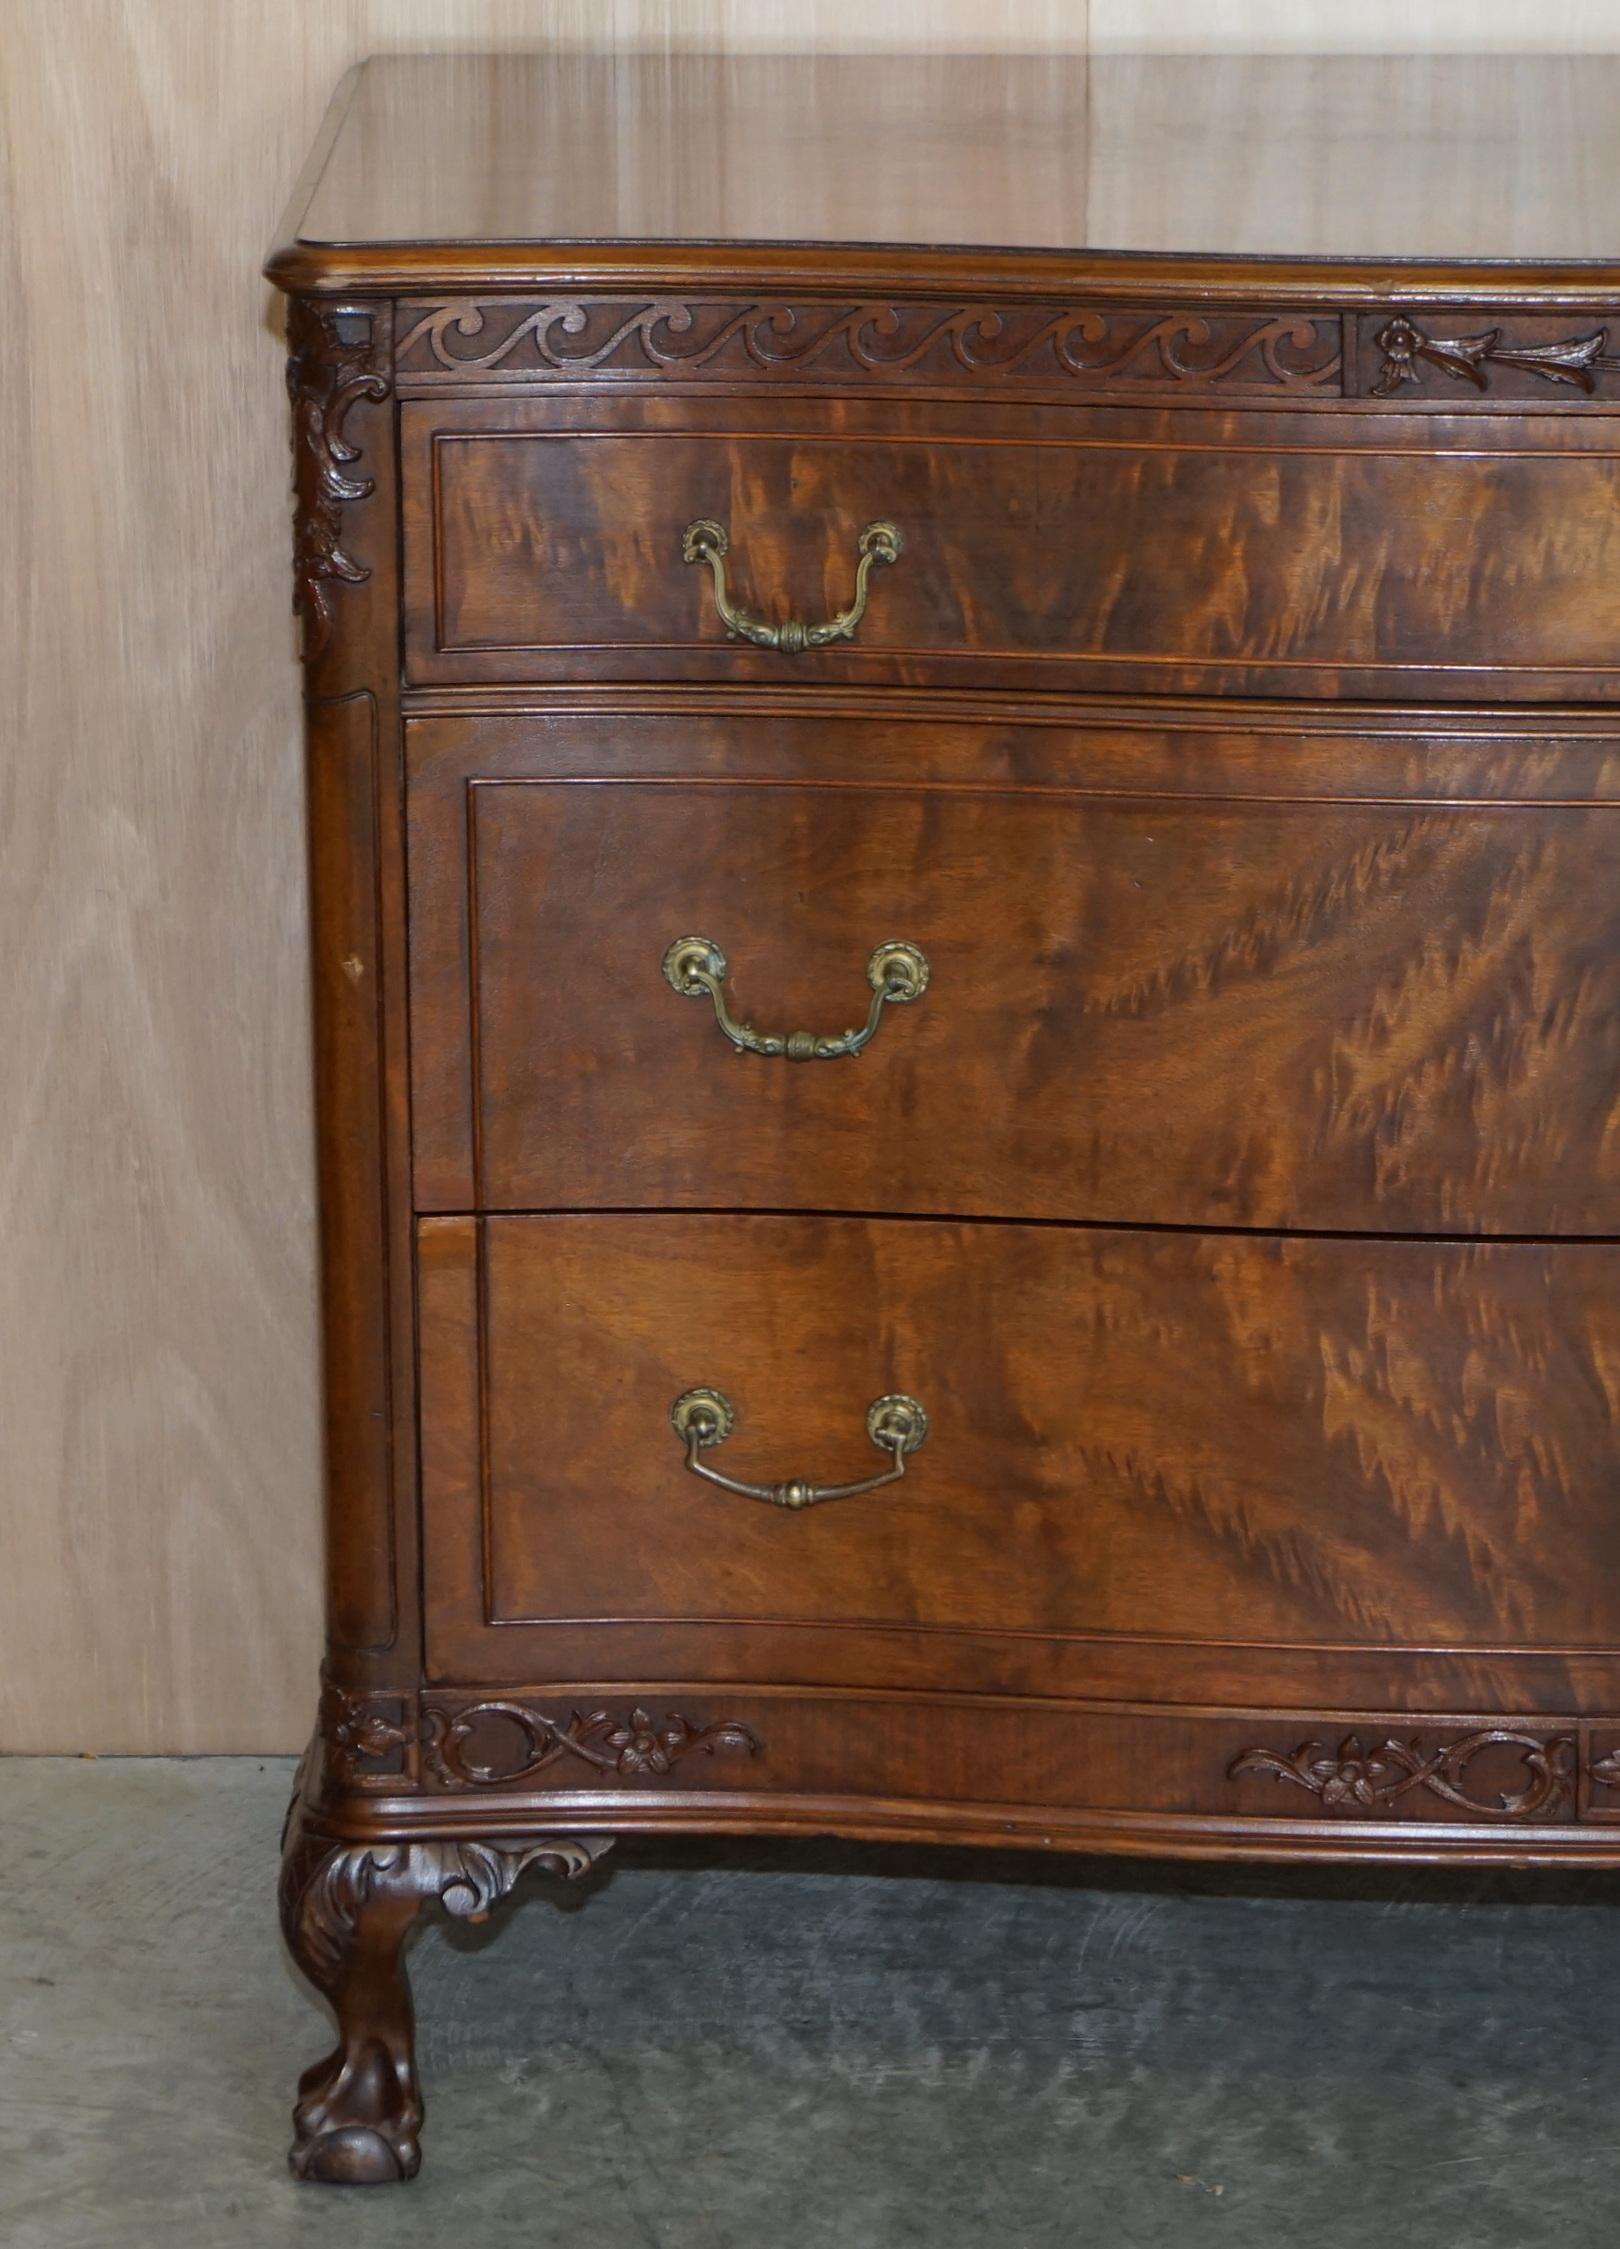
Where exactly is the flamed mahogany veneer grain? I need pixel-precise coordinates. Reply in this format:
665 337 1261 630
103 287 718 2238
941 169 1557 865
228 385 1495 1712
417 1213 1620 1667
401 402 1620 702
409 764 1620 1236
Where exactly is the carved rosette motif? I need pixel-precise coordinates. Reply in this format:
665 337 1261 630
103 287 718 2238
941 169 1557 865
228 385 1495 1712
285 299 390 660
1228 1730 1577 1819
319 1683 414 1787
421 1700 762 1789
1592 1747 1620 1793
396 296 1344 393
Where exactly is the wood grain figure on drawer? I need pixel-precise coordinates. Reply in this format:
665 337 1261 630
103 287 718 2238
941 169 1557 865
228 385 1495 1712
407 759 1620 1235
401 402 1620 700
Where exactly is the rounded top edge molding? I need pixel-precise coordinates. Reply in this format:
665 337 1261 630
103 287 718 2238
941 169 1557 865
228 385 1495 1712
262 238 1620 311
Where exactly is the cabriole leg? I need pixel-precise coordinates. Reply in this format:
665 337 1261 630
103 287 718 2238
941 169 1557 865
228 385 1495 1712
279 1789 610 2183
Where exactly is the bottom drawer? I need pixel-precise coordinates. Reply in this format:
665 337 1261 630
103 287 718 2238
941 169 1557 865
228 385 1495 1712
418 1215 1620 1705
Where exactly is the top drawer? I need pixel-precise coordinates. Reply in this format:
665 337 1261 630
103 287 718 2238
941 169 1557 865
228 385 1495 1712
401 393 1620 699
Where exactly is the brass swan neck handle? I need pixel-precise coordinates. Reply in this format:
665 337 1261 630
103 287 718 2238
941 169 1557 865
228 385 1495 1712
670 1389 929 1511
682 518 903 652
662 936 929 1062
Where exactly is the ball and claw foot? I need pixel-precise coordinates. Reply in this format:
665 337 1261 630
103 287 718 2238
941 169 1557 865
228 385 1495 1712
290 2020 424 2183
293 2115 422 2183
280 1791 610 2184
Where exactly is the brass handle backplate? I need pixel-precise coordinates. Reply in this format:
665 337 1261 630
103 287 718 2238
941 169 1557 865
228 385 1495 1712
681 518 903 652
662 936 929 1061
670 1388 928 1511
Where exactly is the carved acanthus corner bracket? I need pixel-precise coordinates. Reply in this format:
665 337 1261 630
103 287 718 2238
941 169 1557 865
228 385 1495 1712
285 300 390 660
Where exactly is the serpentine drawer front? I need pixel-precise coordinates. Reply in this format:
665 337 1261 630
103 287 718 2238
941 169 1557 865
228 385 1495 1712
399 396 1620 699
270 51 1620 2187
406 723 1620 1232
417 1212 1620 1679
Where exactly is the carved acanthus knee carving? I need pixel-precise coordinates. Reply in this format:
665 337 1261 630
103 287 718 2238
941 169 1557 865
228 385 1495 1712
280 1791 610 2184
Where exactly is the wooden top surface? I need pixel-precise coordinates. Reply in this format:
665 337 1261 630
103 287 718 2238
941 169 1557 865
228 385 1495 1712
270 51 1620 296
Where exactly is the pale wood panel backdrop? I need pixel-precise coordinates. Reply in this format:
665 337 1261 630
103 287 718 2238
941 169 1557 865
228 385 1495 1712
5 0 1620 1753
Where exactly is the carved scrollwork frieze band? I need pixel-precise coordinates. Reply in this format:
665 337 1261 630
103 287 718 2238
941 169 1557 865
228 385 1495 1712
316 1687 761 1793
422 1701 762 1789
396 295 1345 393
395 295 1620 406
285 299 390 660
317 1692 1620 1822
1228 1729 1577 1820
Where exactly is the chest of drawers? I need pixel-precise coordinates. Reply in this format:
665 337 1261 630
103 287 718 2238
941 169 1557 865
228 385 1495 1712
270 52 1620 2183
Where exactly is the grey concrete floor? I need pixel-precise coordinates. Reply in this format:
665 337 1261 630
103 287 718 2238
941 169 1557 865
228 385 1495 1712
0 1759 1615 2247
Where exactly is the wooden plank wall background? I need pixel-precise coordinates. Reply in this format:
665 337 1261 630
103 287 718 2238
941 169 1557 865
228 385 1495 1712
5 0 1619 1753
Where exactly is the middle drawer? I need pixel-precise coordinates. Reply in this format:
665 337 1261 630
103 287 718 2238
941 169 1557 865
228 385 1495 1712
408 756 1620 1235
